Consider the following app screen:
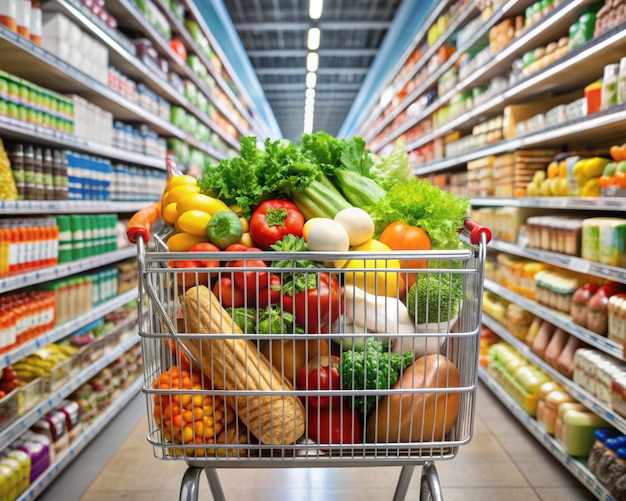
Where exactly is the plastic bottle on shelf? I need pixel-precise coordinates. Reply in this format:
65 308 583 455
33 147 44 200
595 436 626 489
29 0 40 45
42 148 54 200
23 144 35 200
607 447 626 498
8 144 25 200
14 0 28 38
589 429 621 474
602 64 620 111
0 0 17 31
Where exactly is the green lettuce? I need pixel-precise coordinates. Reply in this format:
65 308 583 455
365 178 470 250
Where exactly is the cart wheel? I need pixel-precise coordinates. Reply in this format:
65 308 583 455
179 467 225 501
419 462 443 501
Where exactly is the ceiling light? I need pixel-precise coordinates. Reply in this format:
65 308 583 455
307 27 320 50
305 88 316 99
303 121 313 134
306 52 319 72
305 96 315 106
309 0 323 19
306 72 317 88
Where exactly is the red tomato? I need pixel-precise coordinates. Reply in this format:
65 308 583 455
307 403 362 445
283 273 342 334
170 242 221 289
379 221 431 292
212 276 245 308
257 273 283 309
297 355 341 408
249 200 304 249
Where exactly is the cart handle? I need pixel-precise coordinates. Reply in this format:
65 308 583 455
462 218 491 245
126 201 161 244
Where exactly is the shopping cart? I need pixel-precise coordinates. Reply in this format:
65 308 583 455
127 209 491 501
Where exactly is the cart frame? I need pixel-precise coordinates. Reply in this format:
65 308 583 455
129 216 490 501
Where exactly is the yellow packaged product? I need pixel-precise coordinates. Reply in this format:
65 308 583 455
0 139 17 200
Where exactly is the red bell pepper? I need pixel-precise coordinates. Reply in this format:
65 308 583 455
170 242 220 288
249 199 304 249
297 355 341 408
307 403 362 446
283 272 342 334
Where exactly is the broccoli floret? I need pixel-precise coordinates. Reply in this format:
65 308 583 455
340 337 413 414
227 307 257 334
407 273 463 324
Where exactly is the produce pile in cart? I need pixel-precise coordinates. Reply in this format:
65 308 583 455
133 132 484 460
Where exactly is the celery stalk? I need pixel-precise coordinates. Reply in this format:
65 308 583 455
291 174 352 219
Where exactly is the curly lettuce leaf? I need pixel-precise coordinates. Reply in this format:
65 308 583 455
371 140 413 190
365 178 470 250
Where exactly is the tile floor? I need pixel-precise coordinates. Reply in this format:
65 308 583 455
76 381 594 501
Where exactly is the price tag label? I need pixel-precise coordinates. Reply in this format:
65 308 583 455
569 258 591 274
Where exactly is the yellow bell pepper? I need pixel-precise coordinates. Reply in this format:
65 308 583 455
341 239 405 298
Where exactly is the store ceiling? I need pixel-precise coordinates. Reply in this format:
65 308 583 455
221 0 402 142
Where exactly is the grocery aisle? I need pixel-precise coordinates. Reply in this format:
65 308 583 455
76 382 591 501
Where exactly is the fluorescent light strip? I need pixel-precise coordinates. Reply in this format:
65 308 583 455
305 88 316 99
306 72 317 88
309 0 323 20
307 27 320 50
306 52 319 72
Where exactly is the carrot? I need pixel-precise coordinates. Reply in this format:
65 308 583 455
126 202 161 244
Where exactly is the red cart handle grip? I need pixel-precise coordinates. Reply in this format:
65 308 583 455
127 201 161 244
463 218 491 245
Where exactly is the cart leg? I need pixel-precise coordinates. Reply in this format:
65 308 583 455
392 465 415 501
204 468 226 501
180 466 203 501
419 462 443 501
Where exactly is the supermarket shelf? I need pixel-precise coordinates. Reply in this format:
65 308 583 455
0 22 227 161
102 0 242 149
149 0 250 143
478 366 616 501
472 197 626 210
488 239 626 284
364 0 482 144
377 0 593 152
0 333 140 452
0 24 173 135
181 0 265 138
17 376 142 501
0 291 137 370
482 314 626 435
0 247 136 294
0 200 156 215
413 104 626 175
484 278 623 359
0 115 164 169
406 21 626 156
354 0 456 137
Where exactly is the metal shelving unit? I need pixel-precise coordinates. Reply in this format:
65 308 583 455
17 376 142 501
479 366 616 501
363 0 482 144
0 289 137 369
373 0 602 152
484 278 623 358
0 332 140 452
488 239 626 284
413 103 626 175
482 314 626 433
472 197 626 210
0 247 136 294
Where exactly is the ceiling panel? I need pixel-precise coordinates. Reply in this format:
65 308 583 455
221 0 402 142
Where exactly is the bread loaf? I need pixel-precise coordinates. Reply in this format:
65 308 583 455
179 285 305 445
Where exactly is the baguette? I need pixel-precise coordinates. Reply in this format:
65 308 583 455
178 285 305 445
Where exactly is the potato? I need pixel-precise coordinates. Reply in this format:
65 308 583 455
366 354 461 443
261 338 330 384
